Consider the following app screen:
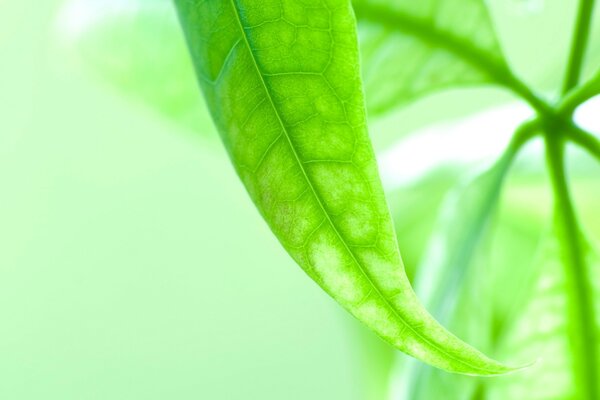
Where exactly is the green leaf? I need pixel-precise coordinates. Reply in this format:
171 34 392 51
486 231 600 400
388 169 463 281
389 153 516 398
403 122 538 340
64 0 214 135
415 155 513 321
352 0 510 114
389 177 554 399
174 0 514 375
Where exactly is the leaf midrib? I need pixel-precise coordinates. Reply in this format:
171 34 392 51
228 0 501 374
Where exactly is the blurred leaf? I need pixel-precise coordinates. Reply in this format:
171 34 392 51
407 123 541 333
388 171 552 399
174 0 515 375
486 231 600 400
388 168 463 281
487 182 550 343
63 0 214 135
388 152 516 398
414 155 514 321
353 0 509 115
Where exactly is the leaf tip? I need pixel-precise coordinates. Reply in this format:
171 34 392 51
471 358 538 377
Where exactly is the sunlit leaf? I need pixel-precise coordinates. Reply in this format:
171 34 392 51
174 0 514 375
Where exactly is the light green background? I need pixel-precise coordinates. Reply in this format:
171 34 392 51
0 2 380 399
2 1 600 399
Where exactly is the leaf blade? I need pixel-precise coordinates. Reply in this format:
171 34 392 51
486 230 600 400
388 148 523 398
175 0 514 375
353 0 510 114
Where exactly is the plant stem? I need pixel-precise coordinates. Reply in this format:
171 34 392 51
563 0 596 94
559 73 600 116
504 76 555 117
565 124 600 162
544 128 598 400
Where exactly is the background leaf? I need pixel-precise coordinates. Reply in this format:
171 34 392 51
388 150 522 398
385 146 552 399
353 0 509 115
388 169 462 281
486 231 600 400
388 154 600 399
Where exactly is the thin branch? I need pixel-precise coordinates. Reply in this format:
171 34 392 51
558 72 600 115
565 123 600 162
562 0 596 94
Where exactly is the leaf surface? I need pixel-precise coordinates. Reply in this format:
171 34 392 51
352 0 509 114
175 0 513 374
487 230 600 400
388 173 557 399
415 156 513 321
389 156 516 398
